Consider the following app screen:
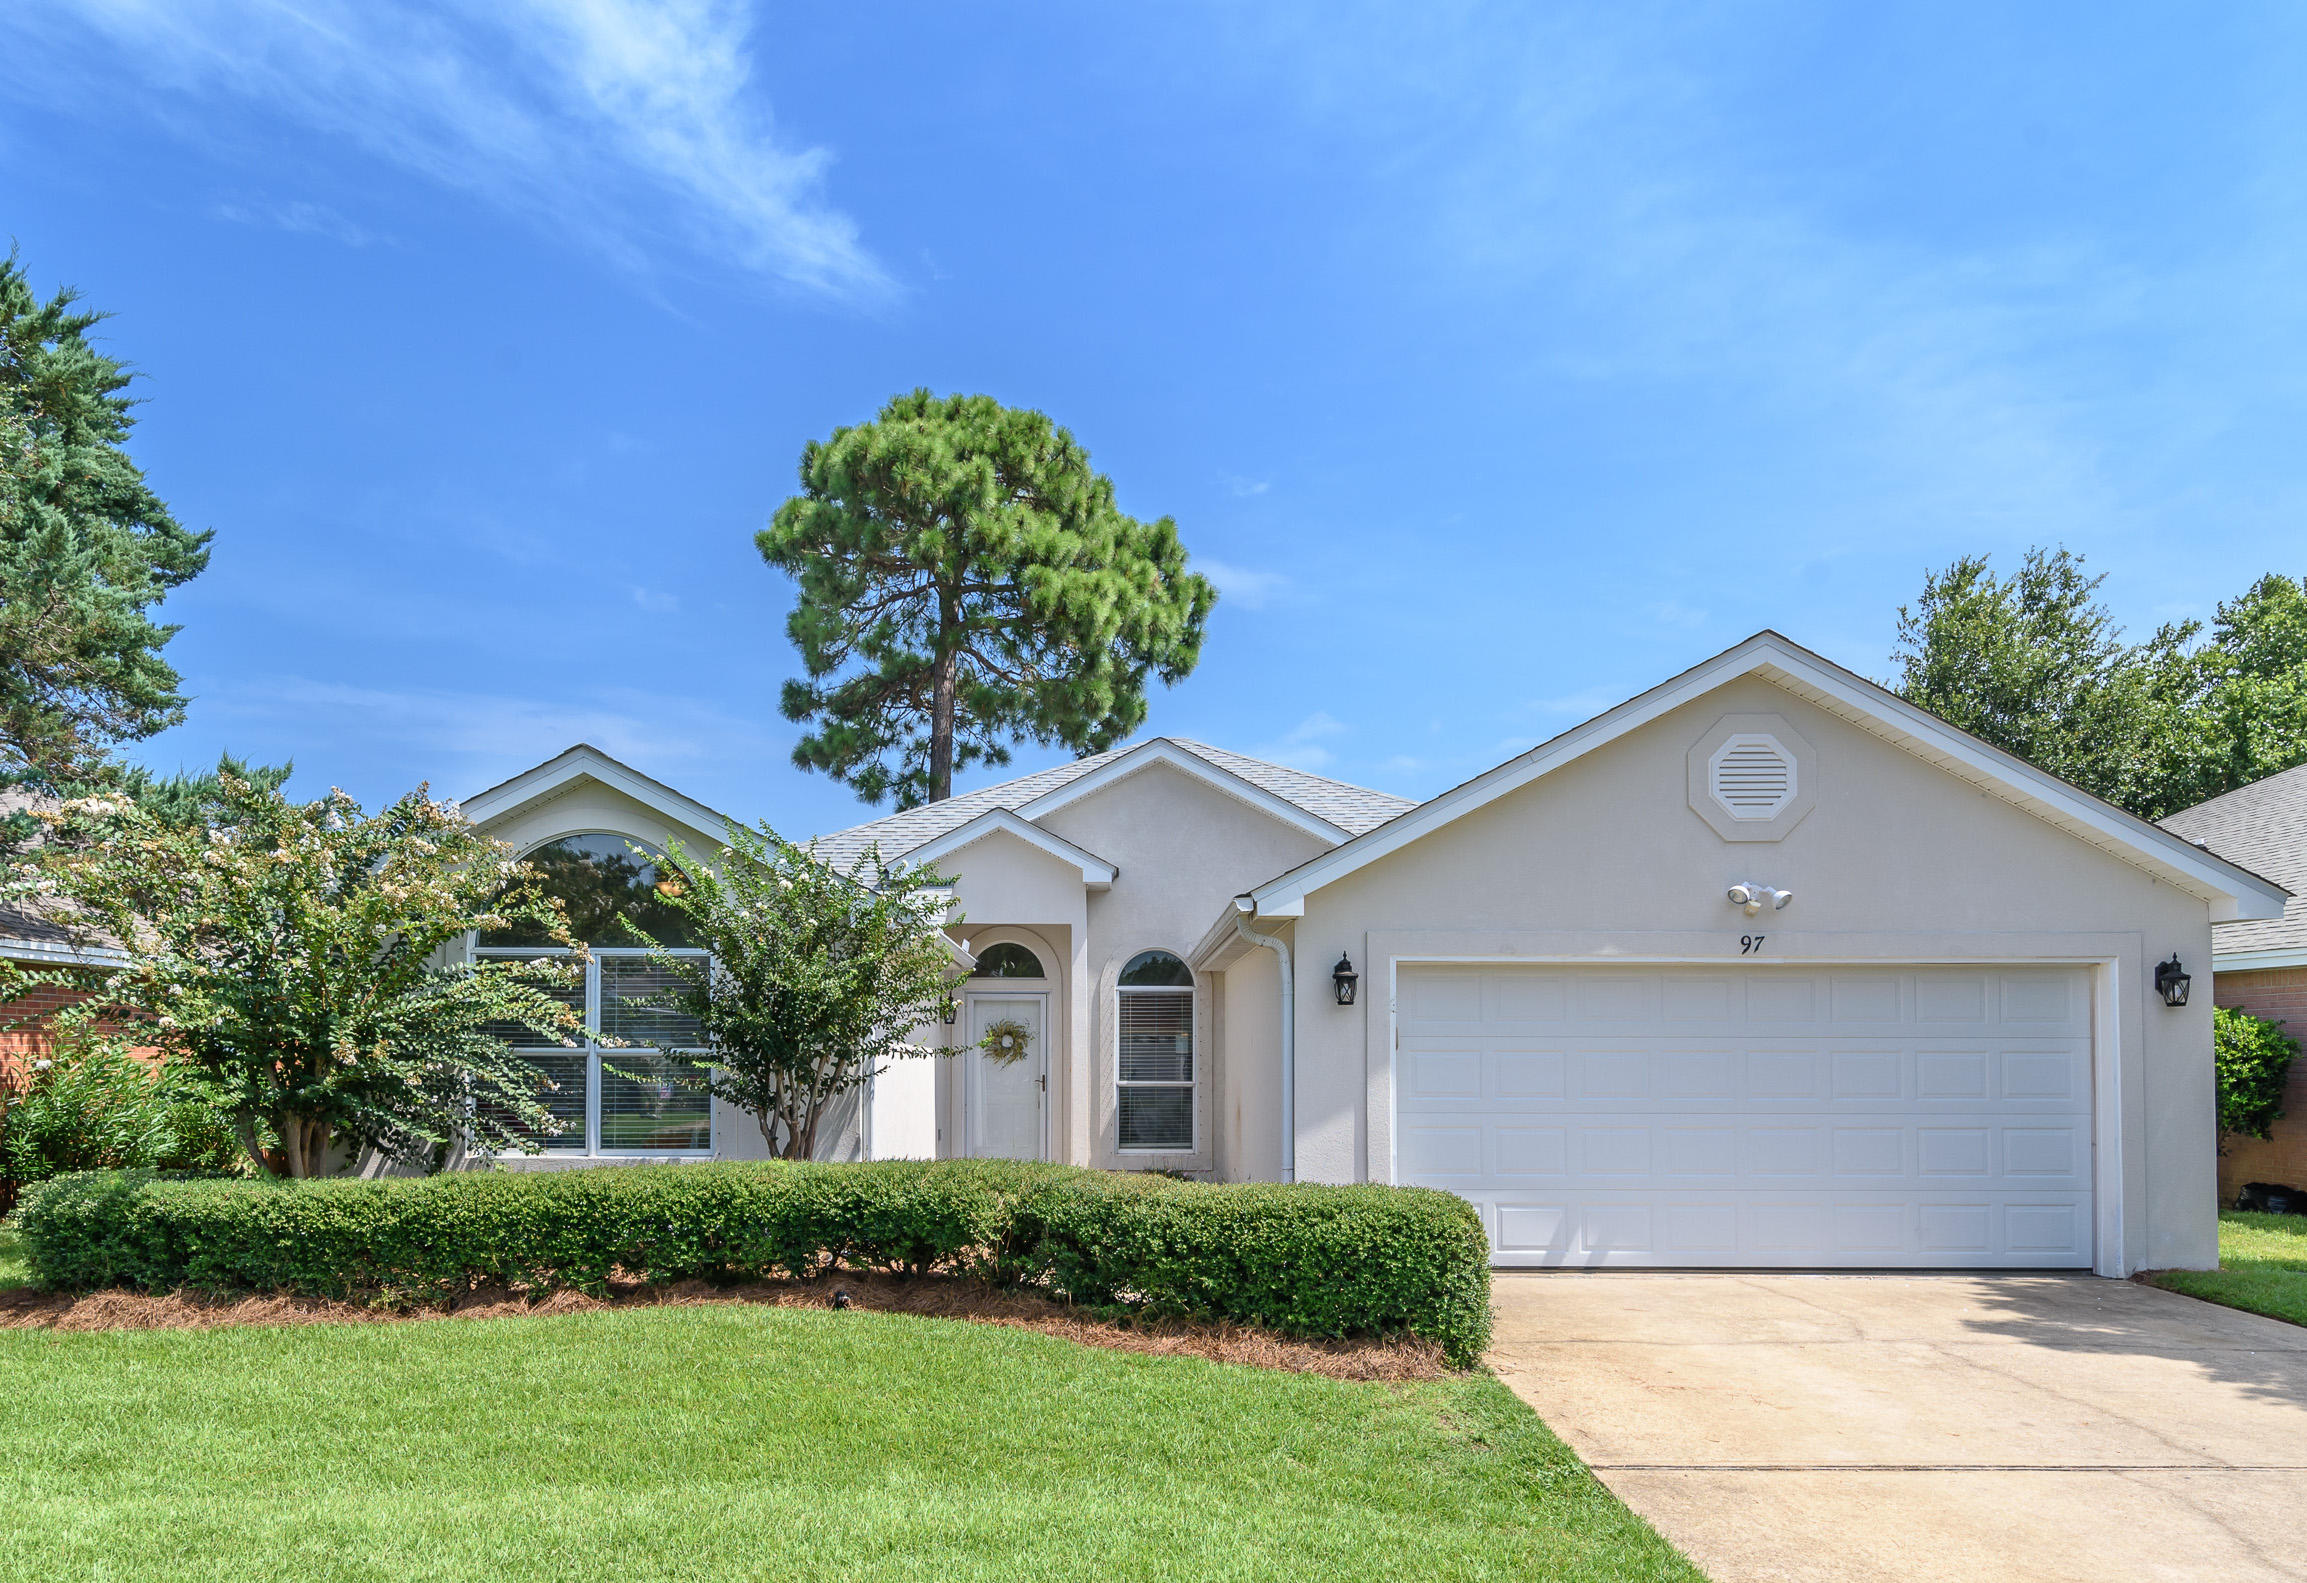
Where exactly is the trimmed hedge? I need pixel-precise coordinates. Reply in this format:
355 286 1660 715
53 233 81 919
13 1160 1493 1365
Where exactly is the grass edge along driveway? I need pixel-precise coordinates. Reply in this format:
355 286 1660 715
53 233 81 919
2148 1210 2307 1328
0 1297 1701 1583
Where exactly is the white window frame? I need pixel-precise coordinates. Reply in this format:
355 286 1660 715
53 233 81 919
473 942 715 1158
1116 955 1195 1154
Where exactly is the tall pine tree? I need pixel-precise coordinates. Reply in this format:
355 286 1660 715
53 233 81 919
0 251 210 787
760 390 1215 808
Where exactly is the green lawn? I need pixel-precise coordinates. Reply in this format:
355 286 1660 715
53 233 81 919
0 1301 1698 1583
2150 1211 2307 1327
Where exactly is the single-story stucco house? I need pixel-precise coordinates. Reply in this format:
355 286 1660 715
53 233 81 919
452 631 2288 1276
2162 763 2307 1204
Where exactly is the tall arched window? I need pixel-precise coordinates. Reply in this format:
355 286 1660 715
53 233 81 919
1117 950 1193 1152
474 833 712 1156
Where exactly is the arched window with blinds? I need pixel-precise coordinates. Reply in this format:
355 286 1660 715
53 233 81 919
1116 950 1193 1151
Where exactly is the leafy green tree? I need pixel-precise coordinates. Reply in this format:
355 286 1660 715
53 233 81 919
617 826 963 1159
115 752 295 828
1893 550 2307 819
2214 1005 2298 1144
11 774 586 1177
2143 574 2307 814
0 252 210 787
1891 546 2196 813
760 390 1217 807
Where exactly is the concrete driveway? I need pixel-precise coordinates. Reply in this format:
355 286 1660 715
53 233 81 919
1488 1273 2307 1583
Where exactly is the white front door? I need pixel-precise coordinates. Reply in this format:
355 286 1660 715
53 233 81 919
965 993 1047 1161
1396 964 2095 1268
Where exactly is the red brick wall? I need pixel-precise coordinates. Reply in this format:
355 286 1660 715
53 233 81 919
2213 966 2307 1204
0 982 103 1090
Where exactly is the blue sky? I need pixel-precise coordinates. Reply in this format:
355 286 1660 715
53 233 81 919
4 2 2304 836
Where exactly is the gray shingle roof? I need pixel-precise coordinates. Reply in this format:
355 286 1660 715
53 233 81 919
808 739 1416 871
2160 762 2307 957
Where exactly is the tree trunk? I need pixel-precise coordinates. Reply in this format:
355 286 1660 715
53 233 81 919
233 1113 272 1177
278 1113 331 1178
929 590 958 803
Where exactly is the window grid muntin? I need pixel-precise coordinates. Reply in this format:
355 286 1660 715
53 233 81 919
474 943 712 1155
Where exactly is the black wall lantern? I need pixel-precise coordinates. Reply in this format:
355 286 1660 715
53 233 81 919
1332 952 1359 1007
942 998 959 1026
2154 954 2192 1009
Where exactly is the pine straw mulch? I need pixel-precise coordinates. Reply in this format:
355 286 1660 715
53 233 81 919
0 1270 1453 1381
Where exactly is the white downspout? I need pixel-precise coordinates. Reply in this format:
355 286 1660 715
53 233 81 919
1232 904 1294 1184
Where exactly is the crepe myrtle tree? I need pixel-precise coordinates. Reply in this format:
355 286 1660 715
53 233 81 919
10 773 586 1177
614 823 965 1160
760 390 1217 808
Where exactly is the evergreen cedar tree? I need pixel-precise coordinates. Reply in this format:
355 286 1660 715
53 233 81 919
760 390 1217 808
0 251 209 789
1893 545 2307 821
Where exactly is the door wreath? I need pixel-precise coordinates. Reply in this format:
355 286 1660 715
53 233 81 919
981 1017 1033 1066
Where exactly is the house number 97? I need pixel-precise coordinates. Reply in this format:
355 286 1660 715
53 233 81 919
1740 934 1765 954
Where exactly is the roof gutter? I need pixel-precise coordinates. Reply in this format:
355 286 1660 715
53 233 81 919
1231 898 1294 1184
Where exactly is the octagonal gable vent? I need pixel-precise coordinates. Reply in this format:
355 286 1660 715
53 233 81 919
1709 734 1796 821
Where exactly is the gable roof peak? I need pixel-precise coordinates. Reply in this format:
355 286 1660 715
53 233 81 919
457 742 734 843
807 736 1416 872
1244 629 2286 924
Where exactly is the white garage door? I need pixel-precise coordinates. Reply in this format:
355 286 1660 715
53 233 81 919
1396 964 2094 1268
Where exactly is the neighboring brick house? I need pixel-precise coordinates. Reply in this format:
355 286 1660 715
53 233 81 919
0 904 127 1088
2163 763 2307 1204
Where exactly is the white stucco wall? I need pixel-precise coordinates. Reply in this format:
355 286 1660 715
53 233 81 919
1036 761 1330 1173
1216 947 1283 1182
1261 676 2218 1272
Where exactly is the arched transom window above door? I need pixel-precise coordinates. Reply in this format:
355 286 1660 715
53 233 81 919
971 941 1046 978
1117 950 1194 1152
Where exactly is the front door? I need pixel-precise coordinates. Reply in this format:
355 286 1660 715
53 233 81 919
965 993 1047 1160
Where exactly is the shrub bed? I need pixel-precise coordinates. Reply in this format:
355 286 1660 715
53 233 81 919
12 1160 1493 1364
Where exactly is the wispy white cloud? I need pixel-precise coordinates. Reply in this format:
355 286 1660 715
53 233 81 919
631 585 680 614
1520 685 1623 720
6 0 887 298
1646 599 1707 630
1250 710 1347 771
214 197 381 246
1224 474 1272 498
210 676 771 793
1200 558 1291 610
1209 6 2157 548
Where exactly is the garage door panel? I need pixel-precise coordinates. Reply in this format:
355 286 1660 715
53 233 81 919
1914 971 1992 1023
1496 1126 1567 1175
1397 1122 1484 1180
1490 972 1569 1022
1495 1203 1572 1255
1829 974 1903 1021
1497 1050 1567 1097
1576 1050 1650 1099
1661 1125 1738 1175
1576 973 1658 1022
1745 976 1819 1023
1398 965 2093 1268
1831 1051 1903 1099
1660 1050 1737 1098
1660 975 1735 1021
